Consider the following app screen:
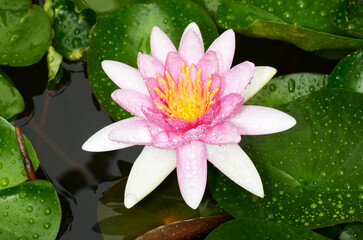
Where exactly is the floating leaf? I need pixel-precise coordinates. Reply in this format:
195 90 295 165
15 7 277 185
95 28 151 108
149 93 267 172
0 0 51 66
326 48 363 93
247 73 328 107
216 0 363 59
205 219 328 240
97 175 199 240
0 117 39 190
209 89 363 229
52 0 97 61
0 70 24 120
0 180 62 239
87 0 218 120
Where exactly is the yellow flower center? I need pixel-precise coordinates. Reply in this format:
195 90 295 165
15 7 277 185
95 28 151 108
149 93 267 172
153 62 219 122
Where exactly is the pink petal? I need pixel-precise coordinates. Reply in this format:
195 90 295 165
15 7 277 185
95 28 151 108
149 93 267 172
101 60 149 95
141 106 173 131
197 51 219 81
200 122 241 144
82 117 140 152
206 144 264 198
210 93 244 125
176 141 207 209
180 22 203 49
165 52 184 83
227 105 296 135
153 131 185 149
137 53 165 79
150 26 177 64
219 61 255 98
111 89 154 118
178 28 204 66
206 29 235 75
108 119 162 145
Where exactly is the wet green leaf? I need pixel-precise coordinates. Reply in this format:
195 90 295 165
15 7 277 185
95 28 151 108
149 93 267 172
0 0 51 66
216 0 363 59
247 73 328 108
87 0 218 120
326 48 363 93
209 89 363 229
46 46 63 89
190 0 218 19
205 219 329 240
0 117 39 190
97 175 199 240
0 180 62 239
0 70 24 120
52 0 97 61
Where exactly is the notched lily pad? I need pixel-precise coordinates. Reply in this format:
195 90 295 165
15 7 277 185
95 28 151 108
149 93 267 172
209 89 363 229
87 0 218 120
205 219 329 240
0 0 51 66
0 180 62 240
0 70 24 120
0 117 39 190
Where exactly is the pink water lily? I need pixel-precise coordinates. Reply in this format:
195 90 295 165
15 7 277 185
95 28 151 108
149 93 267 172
82 23 296 209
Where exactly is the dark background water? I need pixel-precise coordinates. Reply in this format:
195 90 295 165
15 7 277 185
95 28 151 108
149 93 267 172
3 34 339 239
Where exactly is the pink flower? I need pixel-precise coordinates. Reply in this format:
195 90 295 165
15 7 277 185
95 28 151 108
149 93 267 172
82 23 296 209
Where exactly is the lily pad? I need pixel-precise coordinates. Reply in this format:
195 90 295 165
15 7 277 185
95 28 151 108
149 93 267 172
326 48 363 93
0 70 24 120
0 0 51 66
209 89 363 229
0 117 39 190
205 219 328 240
87 0 218 120
97 176 199 240
52 0 97 60
246 72 328 107
216 0 363 59
0 180 62 240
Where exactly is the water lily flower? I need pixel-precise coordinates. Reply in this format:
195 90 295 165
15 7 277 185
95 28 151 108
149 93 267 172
82 23 296 209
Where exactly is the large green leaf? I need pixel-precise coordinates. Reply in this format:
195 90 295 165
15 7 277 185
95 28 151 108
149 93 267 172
0 180 62 239
209 89 363 229
0 0 51 66
0 117 39 190
205 219 329 240
246 72 329 107
216 0 363 59
52 0 97 60
87 0 218 120
326 48 363 93
0 70 24 120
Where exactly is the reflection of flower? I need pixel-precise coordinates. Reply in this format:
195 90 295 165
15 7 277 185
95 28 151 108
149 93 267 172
83 23 296 209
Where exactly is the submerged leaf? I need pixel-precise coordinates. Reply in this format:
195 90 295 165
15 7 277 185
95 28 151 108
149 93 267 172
0 70 24 120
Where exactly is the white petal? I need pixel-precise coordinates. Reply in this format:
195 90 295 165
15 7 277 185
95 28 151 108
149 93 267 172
227 105 296 135
242 66 277 102
82 117 140 152
150 26 177 64
206 144 264 198
124 146 177 208
101 60 149 95
179 22 203 49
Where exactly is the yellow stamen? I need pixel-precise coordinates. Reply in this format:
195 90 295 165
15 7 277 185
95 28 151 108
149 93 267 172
153 62 219 122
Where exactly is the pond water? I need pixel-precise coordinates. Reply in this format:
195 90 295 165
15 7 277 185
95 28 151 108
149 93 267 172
4 35 338 239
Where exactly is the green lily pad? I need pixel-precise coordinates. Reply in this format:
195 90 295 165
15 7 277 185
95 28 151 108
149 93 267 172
97 175 199 240
216 0 363 59
209 89 363 229
0 180 62 239
246 73 329 107
0 70 24 120
190 0 219 19
205 219 328 240
0 0 51 66
52 0 97 61
326 48 363 93
0 117 39 190
87 0 218 120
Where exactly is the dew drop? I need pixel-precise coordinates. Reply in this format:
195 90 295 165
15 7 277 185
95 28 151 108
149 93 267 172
43 223 51 229
43 208 52 216
26 206 33 213
0 177 9 187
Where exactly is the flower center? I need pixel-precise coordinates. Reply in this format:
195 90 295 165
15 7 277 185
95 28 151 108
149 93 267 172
153 62 219 122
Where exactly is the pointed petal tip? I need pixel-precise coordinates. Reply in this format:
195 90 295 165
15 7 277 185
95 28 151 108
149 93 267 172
185 199 200 209
124 193 138 209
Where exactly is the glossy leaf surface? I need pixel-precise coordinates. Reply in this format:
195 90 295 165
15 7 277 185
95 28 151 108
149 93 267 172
0 70 24 120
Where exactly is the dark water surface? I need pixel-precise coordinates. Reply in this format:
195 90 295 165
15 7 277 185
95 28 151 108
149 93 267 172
3 35 338 239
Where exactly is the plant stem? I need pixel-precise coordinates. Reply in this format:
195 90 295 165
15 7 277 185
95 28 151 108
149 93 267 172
15 126 37 181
